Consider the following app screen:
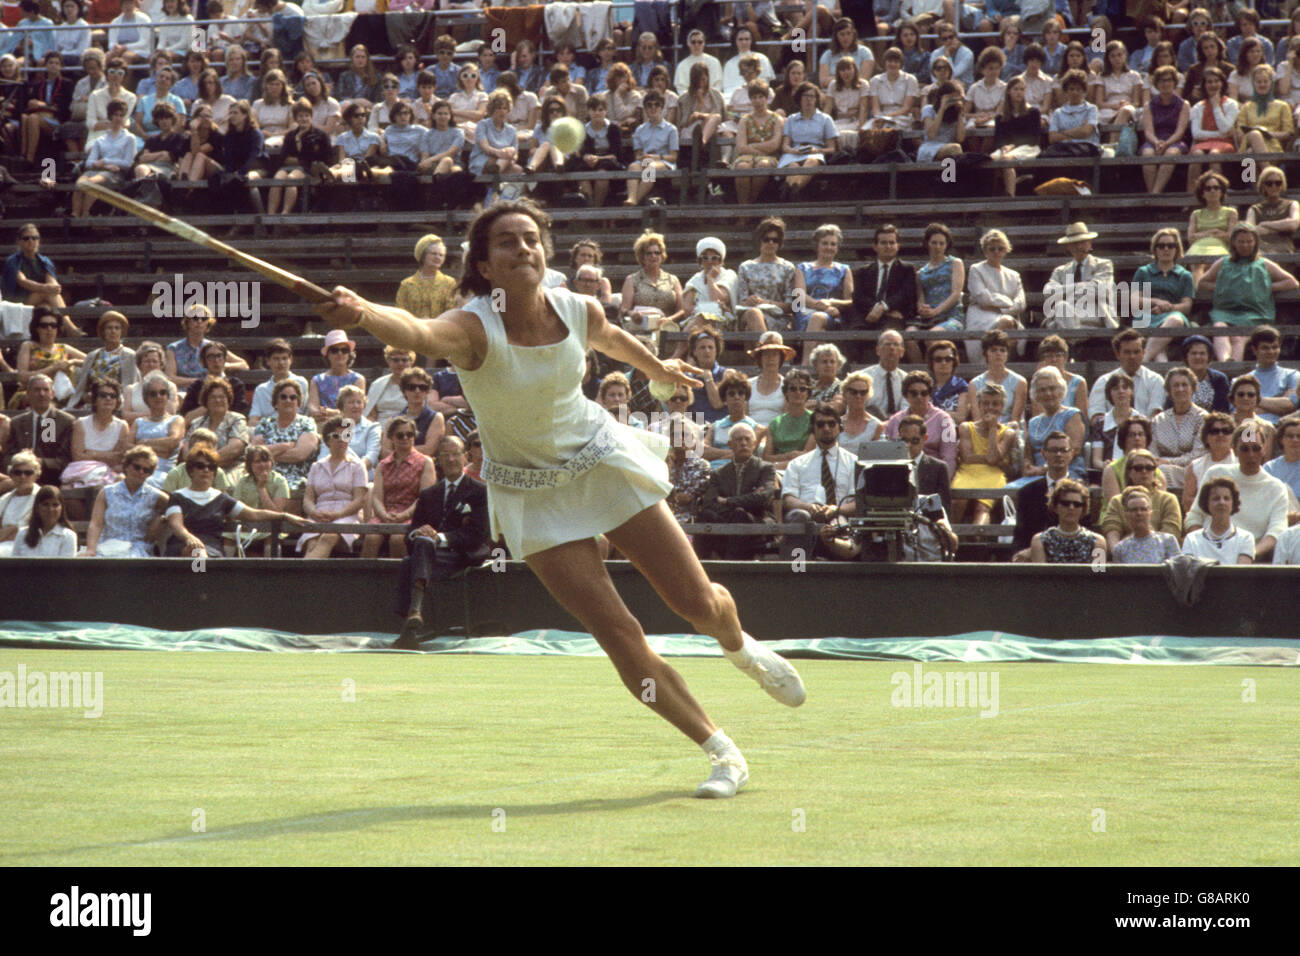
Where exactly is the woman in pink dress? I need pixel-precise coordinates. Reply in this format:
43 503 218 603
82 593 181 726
298 416 369 558
362 415 436 558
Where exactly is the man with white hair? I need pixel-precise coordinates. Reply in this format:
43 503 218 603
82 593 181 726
863 329 907 420
2 374 75 484
573 263 614 306
696 422 777 559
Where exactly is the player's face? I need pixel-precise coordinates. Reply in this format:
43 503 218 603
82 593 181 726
479 214 546 287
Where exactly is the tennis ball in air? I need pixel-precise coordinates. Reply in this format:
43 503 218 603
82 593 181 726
549 116 585 153
649 380 678 402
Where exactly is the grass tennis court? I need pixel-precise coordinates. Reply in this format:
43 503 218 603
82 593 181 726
1 649 1295 866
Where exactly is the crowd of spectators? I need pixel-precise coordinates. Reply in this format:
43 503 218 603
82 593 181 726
13 5 1300 210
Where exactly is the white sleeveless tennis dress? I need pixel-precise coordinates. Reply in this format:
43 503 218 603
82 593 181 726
456 287 672 559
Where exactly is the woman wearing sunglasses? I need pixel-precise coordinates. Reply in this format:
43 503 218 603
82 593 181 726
82 445 168 557
1098 448 1184 555
1029 477 1106 565
0 451 41 556
1182 411 1237 515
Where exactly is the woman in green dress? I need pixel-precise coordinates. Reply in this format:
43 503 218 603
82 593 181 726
762 368 815 469
1200 222 1300 360
1185 171 1236 285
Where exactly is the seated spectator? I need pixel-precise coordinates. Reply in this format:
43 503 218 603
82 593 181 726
180 341 249 421
732 80 782 206
695 423 778 559
1227 373 1277 457
382 367 444 459
0 451 41 556
737 217 798 333
70 100 135 219
129 370 183 484
1009 430 1075 557
307 329 365 425
186 378 249 471
837 370 883 458
1177 9 1212 73
996 17 1026 81
1247 326 1299 425
121 343 171 422
1226 7 1273 65
1151 367 1208 492
264 98 331 215
1088 329 1168 427
794 224 854 365
18 51 73 166
723 27 773 96
776 82 838 199
665 415 711 524
701 370 762 463
361 347 416 429
573 264 614 307
70 310 136 409
165 304 246 389
165 446 305 557
250 379 319 494
1093 40 1140 142
247 339 308 429
1042 221 1117 330
62 378 130 490
1029 478 1106 564
722 54 764 138
952 382 1015 524
1264 415 1300 505
676 61 724 158
430 365 469 419
1026 367 1086 480
81 444 167 557
866 46 920 134
1016 43 1051 116
1186 171 1236 286
896 412 959 560
468 90 524 180
396 234 458 321
193 69 237 134
1047 69 1099 153
965 47 1006 141
297 417 369 559
747 331 793 427
818 17 875 88
897 21 930 86
764 369 816 468
912 226 965 346
1181 475 1255 563
336 44 379 108
1134 228 1197 363
1100 449 1184 553
133 66 186 141
780 402 860 559
569 241 615 303
220 45 256 102
682 327 728 425
989 76 1040 198
964 229 1024 362
1111 486 1183 563
1246 167 1299 258
8 306 82 412
826 56 868 154
918 80 966 162
174 102 226 187
674 29 722 93
607 63 645 137
1233 64 1292 157
930 23 973 85
8 485 77 557
1185 67 1236 191
625 91 678 207
597 373 638 427
1141 65 1189 194
1099 412 1153 499
967 330 1027 425
927 339 969 423
224 444 290 556
577 95 622 208
884 370 958 476
319 385 380 478
1031 335 1085 416
620 230 685 332
3 229 79 339
863 328 906 419
391 435 490 648
3 375 74 484
1179 334 1232 413
328 102 381 179
1184 423 1292 561
850 224 918 353
363 416 435 559
1228 37 1269 106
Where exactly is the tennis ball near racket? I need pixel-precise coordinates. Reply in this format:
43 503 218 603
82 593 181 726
549 116 586 153
649 379 679 402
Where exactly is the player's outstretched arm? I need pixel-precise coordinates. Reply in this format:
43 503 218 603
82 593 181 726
316 286 476 368
584 298 704 389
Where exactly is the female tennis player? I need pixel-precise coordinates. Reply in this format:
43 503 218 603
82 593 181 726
317 200 805 799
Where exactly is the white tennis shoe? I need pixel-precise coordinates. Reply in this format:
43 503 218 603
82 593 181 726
696 750 749 799
734 635 807 707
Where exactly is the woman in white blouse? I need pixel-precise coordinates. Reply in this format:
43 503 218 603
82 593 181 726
722 26 775 98
1185 67 1237 191
964 229 1025 362
866 47 919 130
252 69 293 152
1091 41 1143 142
155 0 195 57
9 486 78 557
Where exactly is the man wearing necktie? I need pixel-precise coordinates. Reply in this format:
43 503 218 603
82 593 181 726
779 404 860 560
849 225 918 363
1042 221 1118 330
864 329 906 420
696 423 778 559
393 434 493 648
1 374 74 486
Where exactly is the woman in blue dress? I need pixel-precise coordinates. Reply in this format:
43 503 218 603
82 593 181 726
307 329 366 426
793 223 853 365
914 223 966 339
317 199 806 800
917 78 966 163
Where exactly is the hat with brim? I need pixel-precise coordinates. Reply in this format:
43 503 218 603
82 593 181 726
1183 334 1214 352
321 328 356 355
1057 221 1099 244
747 330 796 361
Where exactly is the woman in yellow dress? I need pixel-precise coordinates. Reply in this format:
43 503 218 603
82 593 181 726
1234 63 1293 155
395 234 459 319
951 382 1015 525
9 306 85 409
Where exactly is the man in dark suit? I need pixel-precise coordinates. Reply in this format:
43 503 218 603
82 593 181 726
20 50 75 164
392 435 492 648
2 374 74 485
898 415 957 559
1012 429 1073 556
695 423 778 559
849 224 917 363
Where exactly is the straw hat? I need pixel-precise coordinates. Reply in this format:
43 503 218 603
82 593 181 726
747 330 797 361
1057 221 1099 244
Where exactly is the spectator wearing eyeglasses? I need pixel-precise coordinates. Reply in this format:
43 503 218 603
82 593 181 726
381 367 445 460
166 304 249 389
84 55 136 149
1182 411 1238 515
1029 478 1106 564
1184 423 1294 562
10 307 85 410
1109 486 1182 564
763 369 817 469
129 370 184 485
308 329 366 426
620 231 685 332
82 445 167 557
62 378 130 492
681 237 738 335
297 417 369 559
0 451 41 556
464 430 483 479
1099 449 1184 554
179 340 248 422
250 379 320 495
122 342 174 423
883 370 958 477
247 339 308 429
363 415 435 559
1133 229 1196 364
225 444 290 556
780 403 859 560
701 370 763 464
165 446 306 557
3 375 75 485
3 227 79 336
1227 374 1275 458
